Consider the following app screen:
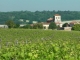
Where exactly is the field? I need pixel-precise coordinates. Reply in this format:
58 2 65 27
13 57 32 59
0 29 80 60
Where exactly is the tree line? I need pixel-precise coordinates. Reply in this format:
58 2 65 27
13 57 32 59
0 10 80 24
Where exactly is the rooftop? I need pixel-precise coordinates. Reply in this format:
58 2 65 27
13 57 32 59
47 18 53 21
54 14 60 16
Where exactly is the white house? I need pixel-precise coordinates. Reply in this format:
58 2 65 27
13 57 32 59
0 25 8 28
43 23 50 29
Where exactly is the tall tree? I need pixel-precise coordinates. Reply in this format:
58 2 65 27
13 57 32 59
5 20 15 28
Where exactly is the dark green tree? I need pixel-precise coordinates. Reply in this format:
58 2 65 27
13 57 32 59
62 23 69 27
72 24 80 31
49 22 57 29
5 20 15 28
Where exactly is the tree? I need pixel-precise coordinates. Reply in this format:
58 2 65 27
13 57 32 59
49 22 57 29
72 24 80 31
14 23 20 28
22 24 32 29
37 23 43 29
33 23 43 29
5 20 15 28
62 23 69 27
1 11 80 24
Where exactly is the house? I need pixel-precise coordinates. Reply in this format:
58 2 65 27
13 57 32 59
0 25 8 28
43 22 50 29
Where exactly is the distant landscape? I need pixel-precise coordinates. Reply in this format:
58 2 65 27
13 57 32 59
0 10 80 24
0 0 80 59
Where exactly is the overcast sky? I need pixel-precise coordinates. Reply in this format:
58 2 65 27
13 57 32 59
0 0 80 12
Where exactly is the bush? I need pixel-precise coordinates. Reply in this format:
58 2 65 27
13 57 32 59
49 22 57 29
72 24 80 31
33 23 43 29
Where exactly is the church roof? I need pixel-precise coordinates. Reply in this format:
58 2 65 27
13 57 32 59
54 14 60 16
47 18 53 21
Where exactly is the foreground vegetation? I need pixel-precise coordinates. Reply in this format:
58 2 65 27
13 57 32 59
0 29 80 60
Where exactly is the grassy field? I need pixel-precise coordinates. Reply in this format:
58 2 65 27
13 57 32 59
0 29 80 60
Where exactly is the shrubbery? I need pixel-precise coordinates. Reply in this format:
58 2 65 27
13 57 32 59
33 23 43 29
21 23 43 29
0 29 80 60
72 24 80 31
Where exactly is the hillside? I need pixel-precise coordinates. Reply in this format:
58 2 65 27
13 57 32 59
0 11 80 24
0 29 80 59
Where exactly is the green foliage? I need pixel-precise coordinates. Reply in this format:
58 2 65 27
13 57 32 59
0 11 80 24
49 22 57 29
0 29 80 60
72 24 80 31
62 23 69 27
33 23 43 29
14 23 20 28
5 20 15 28
22 24 32 29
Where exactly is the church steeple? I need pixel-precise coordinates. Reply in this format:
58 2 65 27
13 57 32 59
53 14 61 23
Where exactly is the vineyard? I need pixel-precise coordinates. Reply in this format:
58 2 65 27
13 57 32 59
0 29 80 60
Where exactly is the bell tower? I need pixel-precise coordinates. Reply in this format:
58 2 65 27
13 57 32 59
54 14 61 23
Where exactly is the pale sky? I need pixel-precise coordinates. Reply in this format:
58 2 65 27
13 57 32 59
0 0 80 12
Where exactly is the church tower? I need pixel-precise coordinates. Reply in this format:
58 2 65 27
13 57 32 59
53 14 61 23
53 14 62 27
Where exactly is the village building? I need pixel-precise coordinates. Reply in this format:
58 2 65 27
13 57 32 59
0 14 80 30
43 14 62 29
43 14 80 30
0 25 8 28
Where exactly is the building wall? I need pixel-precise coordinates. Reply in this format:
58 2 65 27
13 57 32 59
0 25 8 28
55 16 61 23
64 27 72 31
43 24 49 29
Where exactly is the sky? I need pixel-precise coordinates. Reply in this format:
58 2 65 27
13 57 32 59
0 0 80 12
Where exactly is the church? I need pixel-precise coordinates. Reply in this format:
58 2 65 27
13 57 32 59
43 14 62 29
43 14 80 30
